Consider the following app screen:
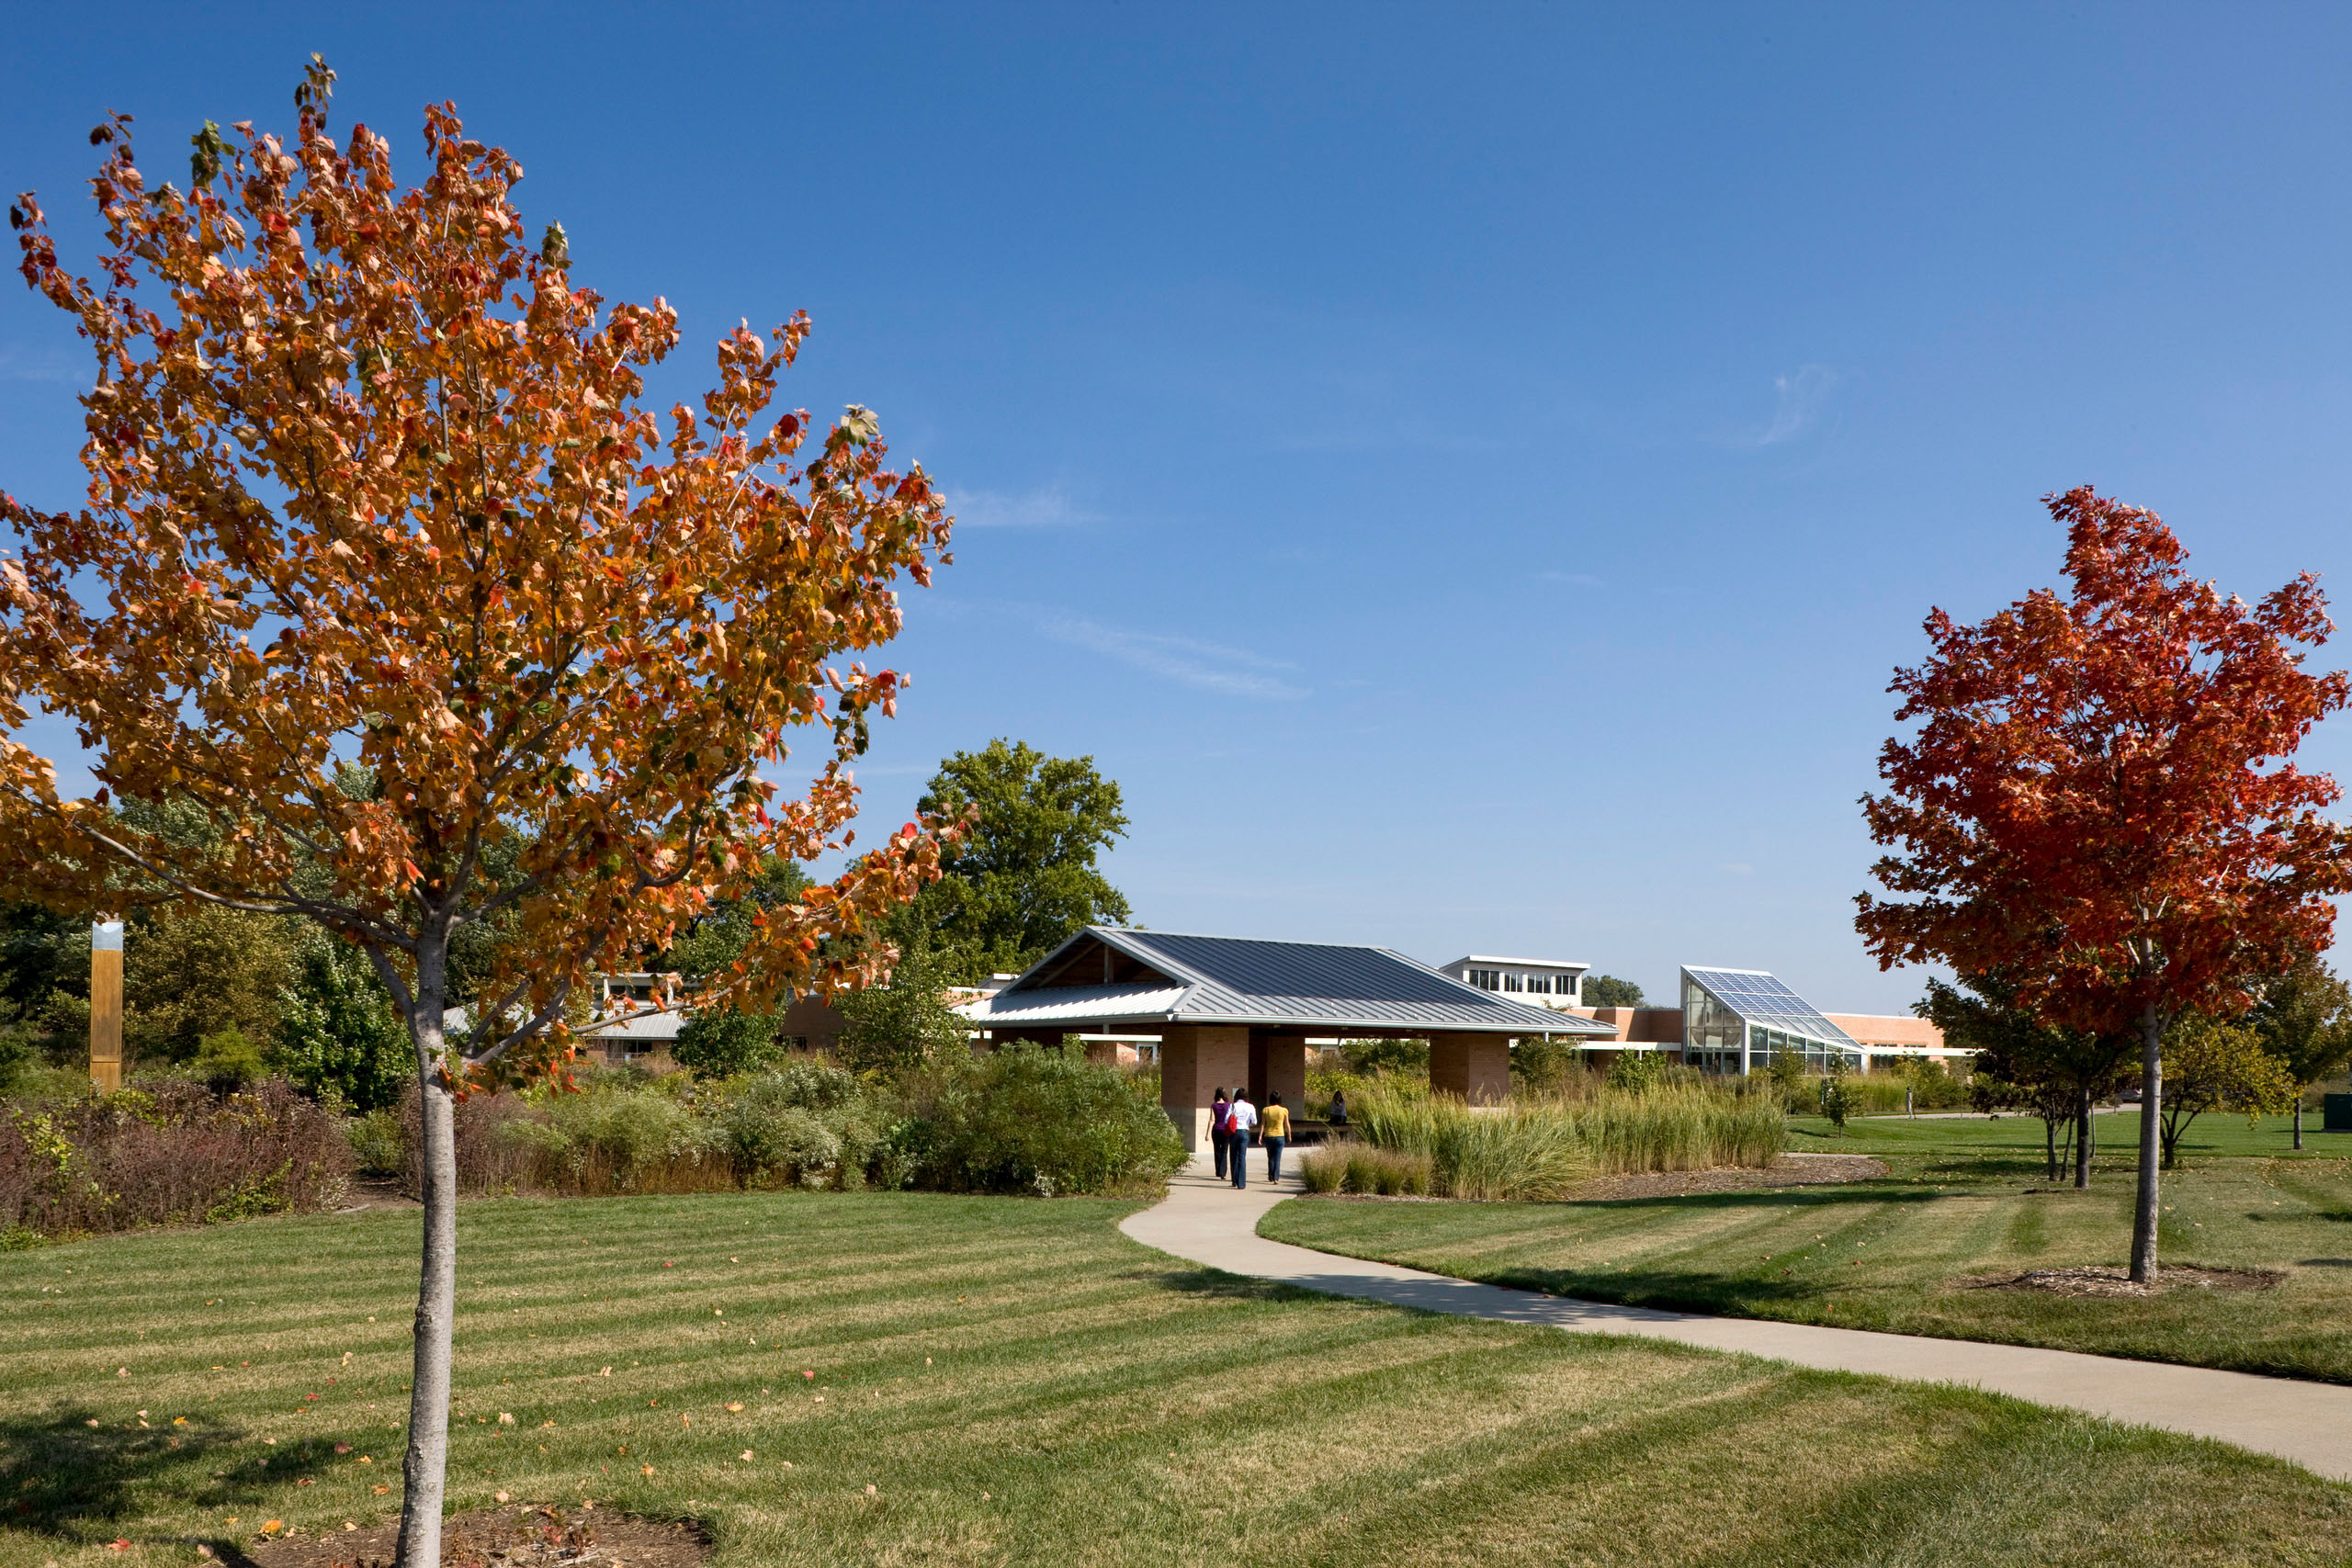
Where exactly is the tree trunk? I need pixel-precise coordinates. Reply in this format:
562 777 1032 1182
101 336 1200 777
2045 1116 2057 1183
2295 1098 2304 1152
397 936 456 1568
2073 1085 2092 1189
2128 1007 2164 1284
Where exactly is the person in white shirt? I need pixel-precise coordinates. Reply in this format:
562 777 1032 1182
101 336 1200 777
1227 1091 1259 1189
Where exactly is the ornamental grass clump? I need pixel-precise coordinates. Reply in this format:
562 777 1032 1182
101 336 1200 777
1565 1081 1785 1174
1347 1080 1589 1200
1297 1142 1433 1195
1342 1075 1783 1198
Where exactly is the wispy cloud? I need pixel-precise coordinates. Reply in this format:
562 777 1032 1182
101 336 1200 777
1754 364 1840 446
946 483 1099 528
0 348 84 384
1043 619 1310 701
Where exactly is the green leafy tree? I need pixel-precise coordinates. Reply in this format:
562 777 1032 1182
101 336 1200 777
124 904 300 1066
2160 1013 2298 1168
673 1009 788 1079
275 938 414 1111
1341 1036 1430 1077
0 902 86 1060
1922 974 2134 1186
891 739 1130 979
1764 1046 1810 1112
1582 974 1645 1007
2247 953 2352 1149
667 858 818 1078
836 940 970 1076
1819 1055 1858 1135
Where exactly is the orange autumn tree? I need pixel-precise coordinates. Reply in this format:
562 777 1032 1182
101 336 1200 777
1858 487 2352 1283
1 62 952 1562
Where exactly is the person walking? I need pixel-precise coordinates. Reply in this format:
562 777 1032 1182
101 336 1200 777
1209 1088 1232 1179
1227 1089 1259 1189
1261 1092 1291 1184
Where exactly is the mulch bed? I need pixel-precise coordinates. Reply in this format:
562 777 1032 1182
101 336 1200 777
1967 1265 2286 1298
1561 1153 1888 1201
222 1503 707 1568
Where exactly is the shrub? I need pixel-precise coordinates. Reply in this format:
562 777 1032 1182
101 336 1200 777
273 940 413 1111
902 1044 1185 1196
1511 1034 1577 1092
192 1027 268 1094
0 1077 350 1236
717 1066 880 1190
1604 1050 1667 1093
347 1107 405 1178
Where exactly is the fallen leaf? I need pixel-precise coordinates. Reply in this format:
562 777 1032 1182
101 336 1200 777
865 1483 876 1495
372 1484 390 1495
725 1402 743 1413
497 1412 514 1425
494 1490 511 1504
599 1367 612 1376
261 1519 283 1536
334 1442 351 1454
641 1464 654 1475
740 1450 754 1461
107 1540 130 1552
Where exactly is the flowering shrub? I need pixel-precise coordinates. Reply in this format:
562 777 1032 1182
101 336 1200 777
0 1077 350 1236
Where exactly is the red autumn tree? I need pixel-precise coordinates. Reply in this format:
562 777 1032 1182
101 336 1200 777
1 62 952 1563
1857 487 2352 1282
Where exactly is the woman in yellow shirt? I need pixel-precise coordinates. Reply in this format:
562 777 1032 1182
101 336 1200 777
1260 1094 1292 1184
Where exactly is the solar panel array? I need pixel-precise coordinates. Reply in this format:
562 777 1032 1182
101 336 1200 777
1682 968 1860 1048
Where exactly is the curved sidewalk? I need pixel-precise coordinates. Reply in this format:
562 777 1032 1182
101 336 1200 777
1120 1153 2352 1482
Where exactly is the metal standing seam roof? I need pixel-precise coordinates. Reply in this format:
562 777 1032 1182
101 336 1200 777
960 927 1621 1036
1682 966 1861 1049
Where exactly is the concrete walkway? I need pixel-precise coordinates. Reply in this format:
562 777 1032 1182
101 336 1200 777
1120 1151 2352 1482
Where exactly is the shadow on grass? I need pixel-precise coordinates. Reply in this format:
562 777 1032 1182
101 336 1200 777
1568 1183 1947 1216
0 1406 324 1539
1481 1264 1834 1318
1122 1263 1323 1304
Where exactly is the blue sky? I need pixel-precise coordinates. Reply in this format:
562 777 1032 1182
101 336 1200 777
6 3 2352 1010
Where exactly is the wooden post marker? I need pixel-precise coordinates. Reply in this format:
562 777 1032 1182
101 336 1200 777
90 919 123 1091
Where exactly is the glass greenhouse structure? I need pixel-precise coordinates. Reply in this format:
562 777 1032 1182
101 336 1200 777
1680 966 1863 1075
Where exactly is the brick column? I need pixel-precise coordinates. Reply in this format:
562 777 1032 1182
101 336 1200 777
1250 1032 1309 1122
1429 1031 1510 1105
1160 1024 1249 1152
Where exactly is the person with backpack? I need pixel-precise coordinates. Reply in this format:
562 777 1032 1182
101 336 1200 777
1209 1087 1232 1179
1227 1089 1259 1189
1260 1092 1291 1184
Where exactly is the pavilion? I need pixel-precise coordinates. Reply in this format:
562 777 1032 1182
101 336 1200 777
957 927 1619 1150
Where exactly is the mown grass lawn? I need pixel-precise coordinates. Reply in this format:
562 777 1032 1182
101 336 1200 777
3 1190 2349 1567
1260 1111 2352 1382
